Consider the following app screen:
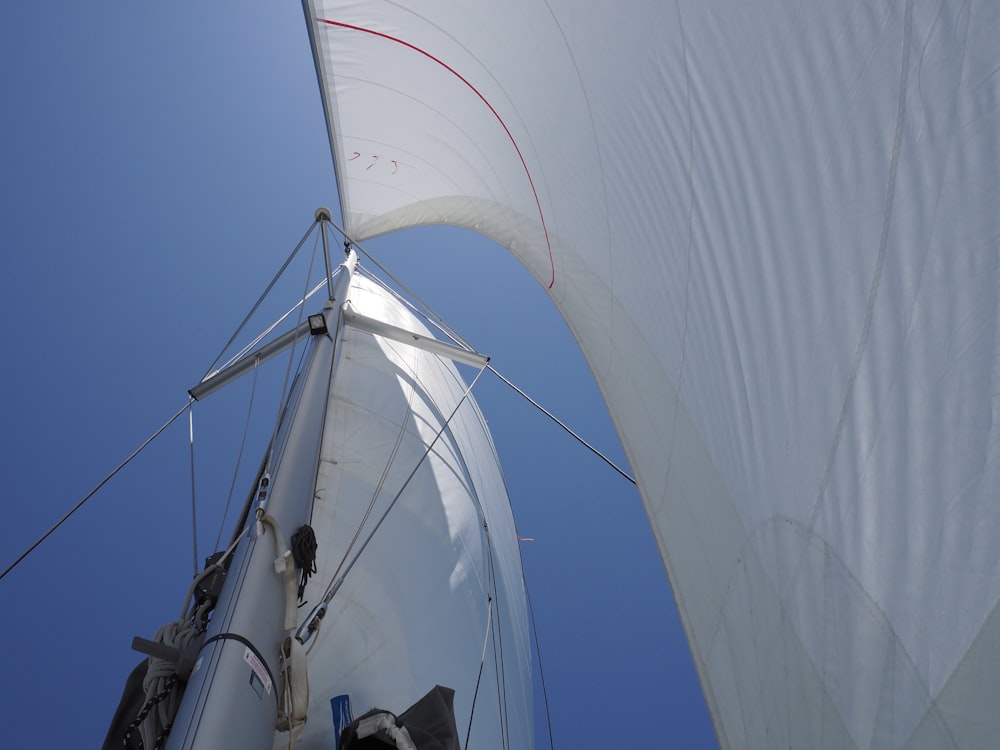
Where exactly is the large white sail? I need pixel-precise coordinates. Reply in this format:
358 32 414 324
296 271 533 749
304 2 1000 748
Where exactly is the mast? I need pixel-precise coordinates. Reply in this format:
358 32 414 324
166 248 357 750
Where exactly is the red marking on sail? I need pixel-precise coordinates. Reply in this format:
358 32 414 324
317 18 556 288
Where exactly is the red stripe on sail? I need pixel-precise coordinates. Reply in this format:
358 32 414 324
317 18 556 288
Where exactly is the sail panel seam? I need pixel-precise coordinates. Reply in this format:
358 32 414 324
807 0 913 537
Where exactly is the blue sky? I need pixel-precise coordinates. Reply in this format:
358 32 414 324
0 3 715 747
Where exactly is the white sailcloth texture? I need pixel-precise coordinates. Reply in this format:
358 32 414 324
303 2 1000 748
298 273 531 750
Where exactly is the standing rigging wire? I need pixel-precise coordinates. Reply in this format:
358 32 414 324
356 246 635 487
523 572 555 750
465 594 495 749
219 277 328 373
201 219 321 380
324 217 475 352
0 400 192 581
1 223 337 584
361 266 476 354
265 228 323 475
488 365 635 484
213 362 259 552
206 269 335 547
188 220 339 560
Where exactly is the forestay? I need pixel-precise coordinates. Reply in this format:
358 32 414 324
302 2 1000 748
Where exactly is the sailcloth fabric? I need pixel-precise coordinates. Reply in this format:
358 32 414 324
303 2 1000 748
299 274 531 750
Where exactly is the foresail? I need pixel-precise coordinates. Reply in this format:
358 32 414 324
294 274 532 750
304 2 1000 748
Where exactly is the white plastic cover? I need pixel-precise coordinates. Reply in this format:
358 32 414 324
304 2 1000 748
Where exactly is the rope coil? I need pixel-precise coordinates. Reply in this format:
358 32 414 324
290 525 318 601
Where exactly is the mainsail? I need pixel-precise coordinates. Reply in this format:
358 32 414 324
128 253 533 750
304 1 1000 748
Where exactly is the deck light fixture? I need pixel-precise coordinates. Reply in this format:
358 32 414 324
308 313 328 336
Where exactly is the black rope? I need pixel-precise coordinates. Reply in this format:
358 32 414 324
122 673 178 749
153 720 174 750
290 525 318 601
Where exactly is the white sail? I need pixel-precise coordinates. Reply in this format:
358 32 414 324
296 272 532 749
304 2 1000 748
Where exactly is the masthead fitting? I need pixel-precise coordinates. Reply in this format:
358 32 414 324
314 207 332 222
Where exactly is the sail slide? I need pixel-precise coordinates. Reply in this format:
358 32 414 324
304 1 1000 748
